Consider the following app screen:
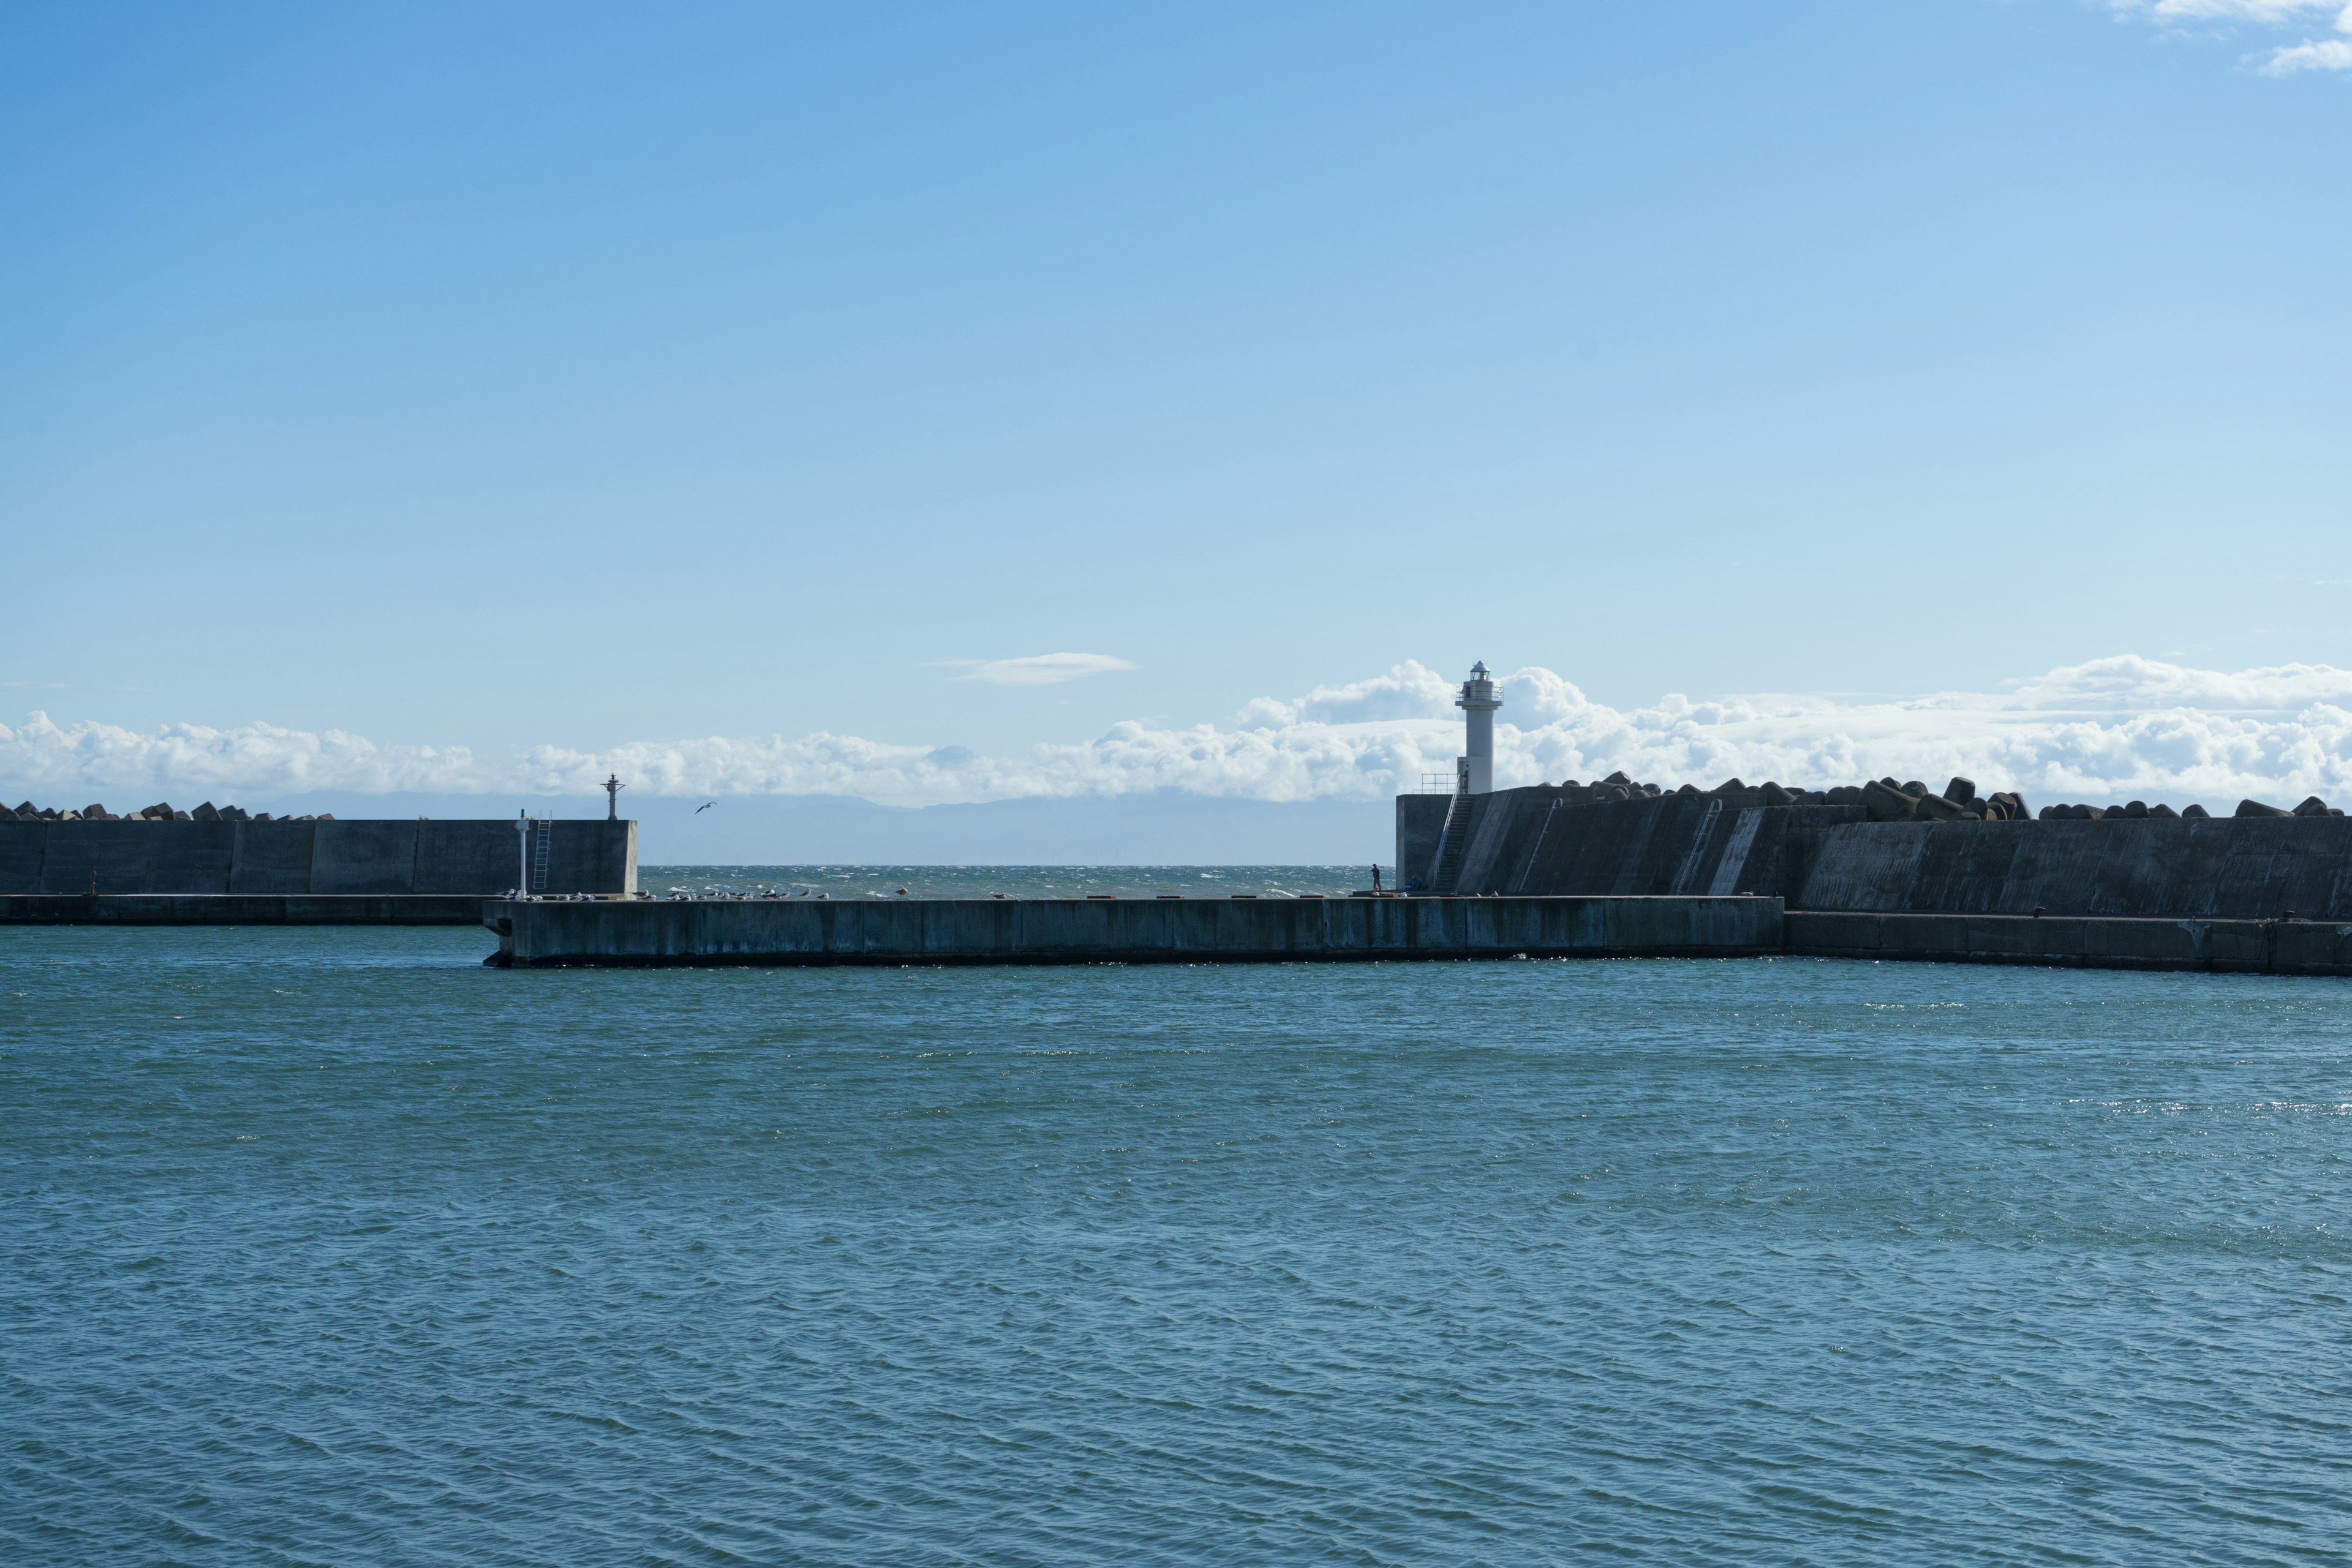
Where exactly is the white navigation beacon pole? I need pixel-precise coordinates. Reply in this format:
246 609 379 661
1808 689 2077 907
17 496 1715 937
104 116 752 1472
1456 661 1501 795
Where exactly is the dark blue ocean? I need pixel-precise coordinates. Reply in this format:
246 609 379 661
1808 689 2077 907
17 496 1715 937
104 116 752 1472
7 872 2351 1564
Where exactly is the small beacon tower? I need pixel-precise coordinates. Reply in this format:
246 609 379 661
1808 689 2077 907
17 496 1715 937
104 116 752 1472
1456 661 1502 795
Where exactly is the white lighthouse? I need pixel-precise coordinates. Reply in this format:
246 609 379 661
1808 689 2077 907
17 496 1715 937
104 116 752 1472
1455 661 1502 794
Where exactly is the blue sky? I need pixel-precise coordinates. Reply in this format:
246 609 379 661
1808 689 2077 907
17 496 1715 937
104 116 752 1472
4 2 2349 808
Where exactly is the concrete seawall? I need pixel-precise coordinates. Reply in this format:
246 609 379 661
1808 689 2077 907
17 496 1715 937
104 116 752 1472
479 894 2352 976
1405 787 2352 921
485 895 1785 968
1785 910 2352 976
0 818 636 897
1790 818 2352 919
5 886 2337 974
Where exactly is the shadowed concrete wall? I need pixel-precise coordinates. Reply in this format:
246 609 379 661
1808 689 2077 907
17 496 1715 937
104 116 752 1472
1412 790 1858 902
1404 786 2352 920
487 893 1781 967
32 821 238 895
0 820 635 895
1785 910 2352 976
482 890 2352 976
1396 796 1449 887
227 822 315 892
1790 816 2352 919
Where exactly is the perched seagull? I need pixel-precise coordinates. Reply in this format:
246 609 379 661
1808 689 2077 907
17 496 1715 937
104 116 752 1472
695 802 717 813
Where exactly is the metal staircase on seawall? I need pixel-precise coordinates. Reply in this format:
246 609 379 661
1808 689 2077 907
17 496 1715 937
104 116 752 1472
531 818 553 892
1432 796 1472 892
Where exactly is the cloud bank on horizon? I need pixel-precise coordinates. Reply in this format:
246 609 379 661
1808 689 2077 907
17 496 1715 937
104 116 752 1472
9 657 2352 810
2111 0 2352 73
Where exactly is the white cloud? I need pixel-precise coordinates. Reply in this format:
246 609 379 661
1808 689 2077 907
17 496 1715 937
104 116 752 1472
2260 36 2352 69
1237 662 1459 728
940 652 1139 686
2109 0 2352 73
2127 0 2342 21
9 655 2352 810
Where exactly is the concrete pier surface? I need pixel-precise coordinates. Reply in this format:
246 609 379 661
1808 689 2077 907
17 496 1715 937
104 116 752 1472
477 894 2352 976
4 889 2340 975
483 894 1784 968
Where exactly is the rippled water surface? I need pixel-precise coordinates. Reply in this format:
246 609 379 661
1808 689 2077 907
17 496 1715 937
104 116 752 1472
6 919 2352 1564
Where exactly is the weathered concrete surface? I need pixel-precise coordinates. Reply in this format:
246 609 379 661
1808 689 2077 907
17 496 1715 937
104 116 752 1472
309 820 423 895
1784 910 2352 976
485 894 1785 968
1408 785 2352 921
1396 796 1450 889
0 819 635 896
1408 790 1862 901
227 821 317 893
1790 817 2352 919
0 894 488 925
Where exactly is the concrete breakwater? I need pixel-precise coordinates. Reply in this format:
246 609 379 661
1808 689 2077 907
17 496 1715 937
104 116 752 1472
481 894 2352 976
9 881 2337 975
0 816 636 897
1787 910 2352 974
1400 781 2352 920
483 894 1783 968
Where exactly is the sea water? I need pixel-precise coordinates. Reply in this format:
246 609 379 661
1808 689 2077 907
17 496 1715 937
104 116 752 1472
637 863 1387 899
5 878 2351 1564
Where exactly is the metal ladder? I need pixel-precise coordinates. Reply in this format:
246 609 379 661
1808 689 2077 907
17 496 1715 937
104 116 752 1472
531 818 553 892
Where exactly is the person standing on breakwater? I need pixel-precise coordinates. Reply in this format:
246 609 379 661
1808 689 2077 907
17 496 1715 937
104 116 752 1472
1371 865 1382 893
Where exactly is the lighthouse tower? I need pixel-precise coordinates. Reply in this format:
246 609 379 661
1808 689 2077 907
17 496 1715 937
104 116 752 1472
1455 661 1502 794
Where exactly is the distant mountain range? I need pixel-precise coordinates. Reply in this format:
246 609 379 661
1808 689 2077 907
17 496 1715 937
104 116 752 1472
236 789 1392 866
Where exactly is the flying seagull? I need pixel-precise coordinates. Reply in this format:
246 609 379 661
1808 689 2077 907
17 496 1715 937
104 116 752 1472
695 802 717 813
